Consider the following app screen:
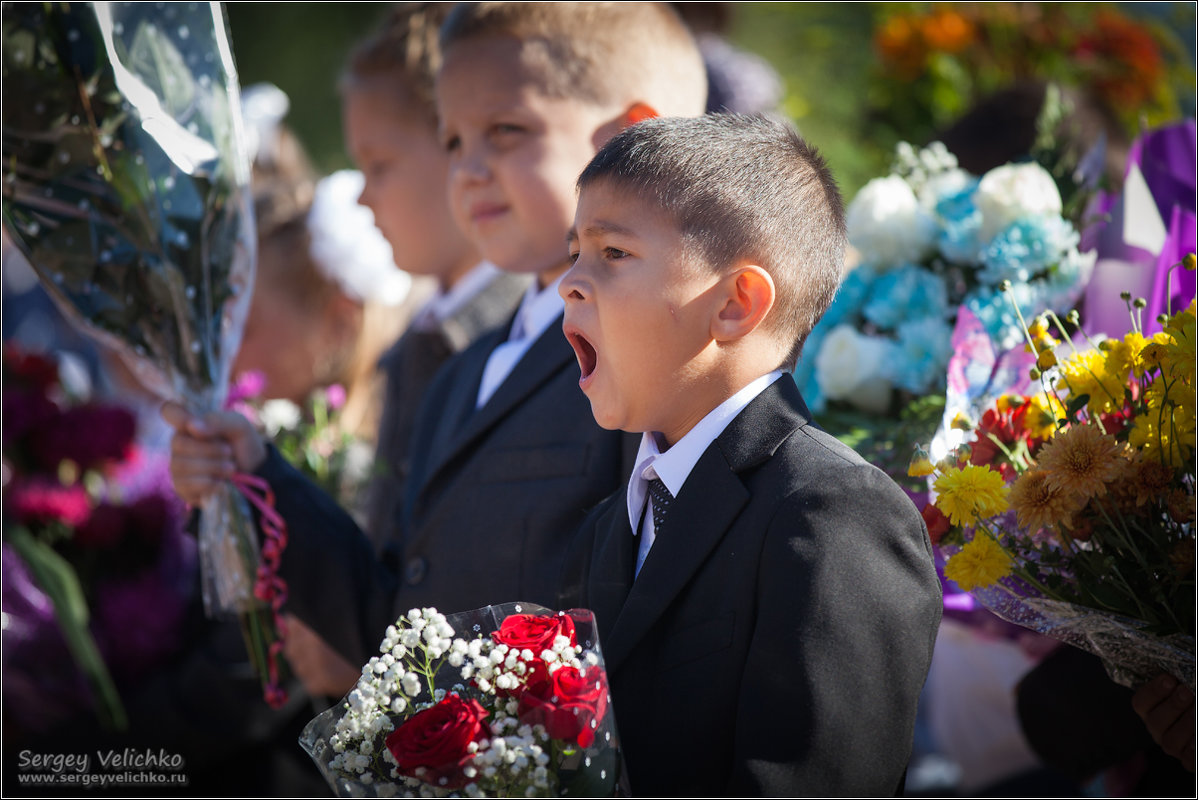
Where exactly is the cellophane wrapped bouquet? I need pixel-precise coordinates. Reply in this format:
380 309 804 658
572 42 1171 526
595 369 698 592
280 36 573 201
915 275 1196 690
301 603 620 798
1 3 287 704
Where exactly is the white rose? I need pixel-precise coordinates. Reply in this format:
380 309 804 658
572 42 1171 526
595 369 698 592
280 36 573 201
845 175 938 269
813 325 894 413
974 162 1062 242
259 398 302 435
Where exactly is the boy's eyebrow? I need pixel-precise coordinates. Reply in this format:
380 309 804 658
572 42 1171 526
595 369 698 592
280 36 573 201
566 219 639 245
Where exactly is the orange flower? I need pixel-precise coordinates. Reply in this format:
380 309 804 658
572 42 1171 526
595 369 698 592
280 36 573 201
921 9 974 53
1009 468 1082 532
876 14 925 77
1035 423 1122 501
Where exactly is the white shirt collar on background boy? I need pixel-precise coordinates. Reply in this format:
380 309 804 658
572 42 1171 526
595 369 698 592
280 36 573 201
474 274 566 408
412 261 502 332
628 369 784 577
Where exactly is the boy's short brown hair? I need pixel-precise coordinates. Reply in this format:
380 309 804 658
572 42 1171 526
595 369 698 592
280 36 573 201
440 2 707 117
341 2 454 125
577 114 847 372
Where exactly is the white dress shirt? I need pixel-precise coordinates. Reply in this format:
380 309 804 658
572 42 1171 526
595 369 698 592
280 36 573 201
475 275 565 408
410 261 502 332
627 370 784 577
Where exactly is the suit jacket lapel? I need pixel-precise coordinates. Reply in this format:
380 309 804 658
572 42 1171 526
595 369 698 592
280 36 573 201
600 377 814 671
583 498 637 651
418 313 577 502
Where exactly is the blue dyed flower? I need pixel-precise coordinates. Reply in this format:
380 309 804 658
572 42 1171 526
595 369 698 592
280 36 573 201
862 264 950 331
820 266 876 329
965 283 1041 350
977 215 1078 285
935 183 983 264
883 317 955 394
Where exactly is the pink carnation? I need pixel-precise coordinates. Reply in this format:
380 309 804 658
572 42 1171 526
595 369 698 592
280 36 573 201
5 478 92 528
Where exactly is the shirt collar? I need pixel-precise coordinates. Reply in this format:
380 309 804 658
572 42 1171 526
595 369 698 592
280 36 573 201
509 273 565 343
626 370 784 533
417 261 501 327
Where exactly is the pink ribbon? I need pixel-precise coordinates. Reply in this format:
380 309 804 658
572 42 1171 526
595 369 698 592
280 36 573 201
232 473 290 709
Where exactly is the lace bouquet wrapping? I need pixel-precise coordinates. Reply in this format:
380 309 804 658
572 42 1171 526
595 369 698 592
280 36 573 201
1 3 287 702
915 284 1196 690
301 603 622 798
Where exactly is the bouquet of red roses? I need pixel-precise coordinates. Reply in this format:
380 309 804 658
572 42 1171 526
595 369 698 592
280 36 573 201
300 603 620 798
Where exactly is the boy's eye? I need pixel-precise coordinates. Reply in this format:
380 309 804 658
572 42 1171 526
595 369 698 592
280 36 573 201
603 247 629 260
567 250 580 264
443 134 461 153
489 123 524 138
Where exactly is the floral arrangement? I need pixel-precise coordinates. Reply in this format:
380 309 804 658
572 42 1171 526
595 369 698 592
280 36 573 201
914 275 1196 689
869 3 1194 144
228 371 375 512
794 140 1095 485
300 603 619 798
1 2 288 706
1 344 194 732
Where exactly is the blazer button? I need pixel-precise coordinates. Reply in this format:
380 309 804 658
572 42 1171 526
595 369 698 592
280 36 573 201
405 557 427 585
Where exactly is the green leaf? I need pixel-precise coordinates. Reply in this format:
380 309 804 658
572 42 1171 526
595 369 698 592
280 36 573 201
1066 393 1091 417
6 527 128 730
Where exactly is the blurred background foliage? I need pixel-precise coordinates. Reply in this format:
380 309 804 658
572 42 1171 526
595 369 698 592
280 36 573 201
226 2 1196 197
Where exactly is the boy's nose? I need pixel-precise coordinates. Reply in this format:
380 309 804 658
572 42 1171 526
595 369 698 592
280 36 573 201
559 265 589 303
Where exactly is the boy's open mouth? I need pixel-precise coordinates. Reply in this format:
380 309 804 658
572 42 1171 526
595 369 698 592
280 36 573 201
564 328 597 384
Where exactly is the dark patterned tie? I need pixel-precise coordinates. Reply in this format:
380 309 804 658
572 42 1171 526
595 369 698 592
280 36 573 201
647 477 674 534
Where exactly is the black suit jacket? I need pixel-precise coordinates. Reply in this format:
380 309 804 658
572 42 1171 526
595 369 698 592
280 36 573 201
260 311 638 666
363 271 528 550
559 378 942 797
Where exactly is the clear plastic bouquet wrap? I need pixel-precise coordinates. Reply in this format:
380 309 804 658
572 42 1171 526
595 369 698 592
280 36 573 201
2 2 287 703
301 603 622 798
914 277 1196 691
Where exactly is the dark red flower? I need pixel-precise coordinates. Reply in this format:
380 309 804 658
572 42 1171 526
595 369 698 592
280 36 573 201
385 694 490 790
30 404 136 472
491 613 578 691
2 344 59 393
74 502 127 548
2 388 59 452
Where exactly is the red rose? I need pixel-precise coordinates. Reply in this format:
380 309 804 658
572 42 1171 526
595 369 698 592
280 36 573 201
385 694 490 790
491 613 577 653
518 665 609 748
491 613 578 691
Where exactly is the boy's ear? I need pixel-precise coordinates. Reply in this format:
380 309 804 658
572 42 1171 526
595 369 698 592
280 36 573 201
621 103 659 129
712 266 775 343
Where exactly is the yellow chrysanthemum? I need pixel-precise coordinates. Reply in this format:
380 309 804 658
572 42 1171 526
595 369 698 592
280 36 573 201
1024 391 1066 440
1129 408 1193 468
1057 349 1125 417
1161 309 1196 383
1035 423 1123 500
1008 468 1083 531
1101 332 1150 380
933 465 1009 527
944 534 1012 591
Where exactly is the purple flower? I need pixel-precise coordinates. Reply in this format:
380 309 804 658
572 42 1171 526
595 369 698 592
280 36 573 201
94 570 187 680
324 383 347 411
227 369 267 407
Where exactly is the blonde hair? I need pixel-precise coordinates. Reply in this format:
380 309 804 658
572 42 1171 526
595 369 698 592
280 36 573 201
341 2 455 126
441 2 707 117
